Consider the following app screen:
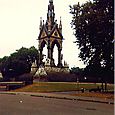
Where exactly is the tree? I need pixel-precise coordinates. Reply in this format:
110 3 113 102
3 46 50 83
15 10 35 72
28 46 38 63
0 46 38 81
70 67 83 75
70 67 84 82
10 46 38 63
70 0 114 84
0 56 9 72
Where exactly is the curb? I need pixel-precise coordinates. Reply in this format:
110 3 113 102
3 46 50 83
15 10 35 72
0 92 114 105
30 94 114 105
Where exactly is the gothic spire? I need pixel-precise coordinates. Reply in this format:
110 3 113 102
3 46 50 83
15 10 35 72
59 17 62 33
48 16 51 32
39 17 42 30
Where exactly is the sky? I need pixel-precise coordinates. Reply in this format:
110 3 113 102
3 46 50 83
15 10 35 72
0 0 88 68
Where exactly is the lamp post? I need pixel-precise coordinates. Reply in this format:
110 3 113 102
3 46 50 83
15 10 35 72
77 77 79 93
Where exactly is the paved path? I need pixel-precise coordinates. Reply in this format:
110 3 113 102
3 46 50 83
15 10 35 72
0 91 114 104
0 93 114 115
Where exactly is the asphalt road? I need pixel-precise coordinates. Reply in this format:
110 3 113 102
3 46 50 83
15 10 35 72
0 94 114 115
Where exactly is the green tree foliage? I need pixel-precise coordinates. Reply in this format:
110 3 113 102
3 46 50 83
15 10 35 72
70 67 83 76
28 46 38 62
10 46 38 62
0 56 9 71
70 0 114 83
0 46 38 81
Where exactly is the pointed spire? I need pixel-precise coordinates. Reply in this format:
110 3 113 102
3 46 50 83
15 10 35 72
48 16 51 32
43 20 44 24
59 17 62 33
59 17 62 26
39 17 42 30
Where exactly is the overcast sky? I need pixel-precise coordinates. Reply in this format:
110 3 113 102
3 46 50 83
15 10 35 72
0 0 88 68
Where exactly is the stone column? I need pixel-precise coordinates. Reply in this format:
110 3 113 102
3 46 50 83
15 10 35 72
47 39 51 60
57 49 62 67
50 48 55 66
39 49 43 65
51 48 53 60
47 47 51 59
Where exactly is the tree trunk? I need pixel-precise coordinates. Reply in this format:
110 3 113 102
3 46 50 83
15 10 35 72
104 81 107 92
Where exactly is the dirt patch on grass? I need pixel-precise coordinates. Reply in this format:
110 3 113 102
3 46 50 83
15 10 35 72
71 92 114 99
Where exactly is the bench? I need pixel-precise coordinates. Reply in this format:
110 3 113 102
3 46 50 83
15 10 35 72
0 82 25 91
0 85 8 91
89 87 101 92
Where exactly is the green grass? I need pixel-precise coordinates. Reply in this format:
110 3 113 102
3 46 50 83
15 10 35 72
14 82 114 93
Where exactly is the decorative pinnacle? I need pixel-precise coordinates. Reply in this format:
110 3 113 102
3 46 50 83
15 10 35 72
59 17 62 27
60 17 62 23
39 17 42 30
40 17 42 24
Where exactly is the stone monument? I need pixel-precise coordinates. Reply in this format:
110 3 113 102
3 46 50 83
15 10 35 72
32 0 70 77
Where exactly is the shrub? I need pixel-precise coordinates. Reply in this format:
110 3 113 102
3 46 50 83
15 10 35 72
17 73 33 85
47 72 77 82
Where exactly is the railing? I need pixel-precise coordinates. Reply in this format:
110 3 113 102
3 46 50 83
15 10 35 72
0 82 25 91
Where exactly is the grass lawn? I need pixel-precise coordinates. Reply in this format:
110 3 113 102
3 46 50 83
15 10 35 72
13 82 114 99
13 82 114 93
